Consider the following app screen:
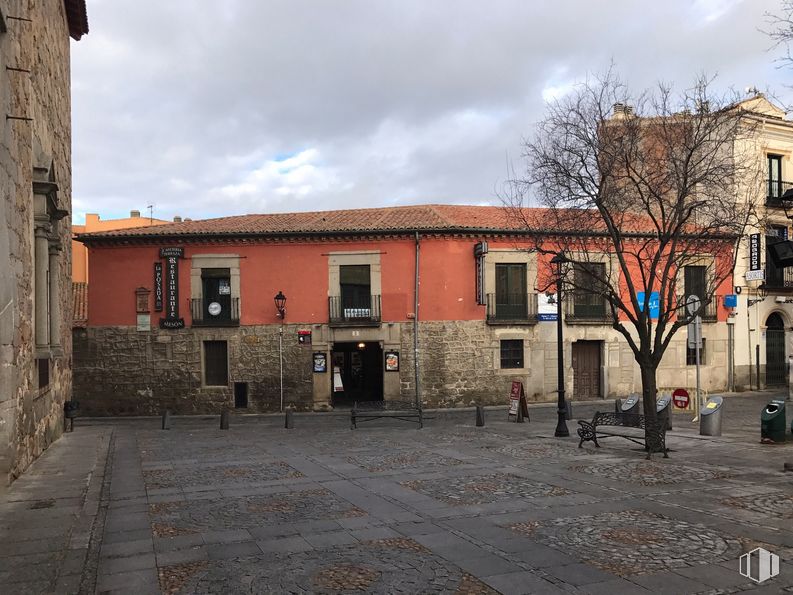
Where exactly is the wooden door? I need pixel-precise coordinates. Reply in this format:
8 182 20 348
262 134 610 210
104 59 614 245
572 341 601 400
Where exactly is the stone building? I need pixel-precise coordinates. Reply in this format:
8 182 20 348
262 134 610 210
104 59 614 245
73 204 733 415
0 1 88 483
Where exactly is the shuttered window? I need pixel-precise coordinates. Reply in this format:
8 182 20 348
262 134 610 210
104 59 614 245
204 341 228 386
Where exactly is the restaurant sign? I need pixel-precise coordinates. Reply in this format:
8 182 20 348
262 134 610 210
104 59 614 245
159 247 184 329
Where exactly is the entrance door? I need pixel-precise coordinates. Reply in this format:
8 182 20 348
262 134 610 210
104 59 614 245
766 313 787 386
331 342 384 406
572 341 602 400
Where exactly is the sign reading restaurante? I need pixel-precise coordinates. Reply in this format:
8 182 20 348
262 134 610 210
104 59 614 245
159 247 185 329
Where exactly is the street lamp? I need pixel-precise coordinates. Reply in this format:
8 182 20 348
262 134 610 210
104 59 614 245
550 252 570 438
274 291 287 318
274 291 286 411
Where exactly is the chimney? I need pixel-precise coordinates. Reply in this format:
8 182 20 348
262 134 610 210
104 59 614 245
130 210 141 218
612 103 634 118
173 216 182 223
184 218 192 222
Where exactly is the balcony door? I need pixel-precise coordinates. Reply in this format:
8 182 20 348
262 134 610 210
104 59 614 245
768 154 783 198
573 262 606 318
202 268 232 322
495 263 527 319
340 265 371 316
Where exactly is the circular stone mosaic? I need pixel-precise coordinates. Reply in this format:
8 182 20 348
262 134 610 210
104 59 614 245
175 539 499 594
722 491 793 519
143 461 302 489
149 488 365 535
401 473 571 505
347 450 464 472
484 440 602 461
568 461 731 486
515 509 742 576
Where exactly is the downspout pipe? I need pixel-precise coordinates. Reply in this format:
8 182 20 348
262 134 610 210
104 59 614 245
414 231 421 410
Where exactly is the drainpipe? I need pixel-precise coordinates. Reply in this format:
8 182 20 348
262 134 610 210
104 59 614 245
414 231 421 410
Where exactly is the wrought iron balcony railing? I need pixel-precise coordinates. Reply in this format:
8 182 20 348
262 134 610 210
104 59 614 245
329 295 381 326
677 294 717 322
764 264 793 291
190 297 240 326
564 293 612 323
766 179 793 207
486 293 538 324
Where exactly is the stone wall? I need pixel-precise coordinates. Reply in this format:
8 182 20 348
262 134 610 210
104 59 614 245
74 325 314 416
0 1 74 483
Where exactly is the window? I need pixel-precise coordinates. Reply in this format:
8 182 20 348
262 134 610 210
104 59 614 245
768 154 783 198
495 263 527 319
37 358 49 391
500 339 523 369
686 338 706 366
684 265 706 301
766 226 788 288
573 262 606 318
204 341 228 386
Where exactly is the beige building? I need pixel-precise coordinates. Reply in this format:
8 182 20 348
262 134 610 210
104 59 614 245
731 95 793 390
0 0 88 483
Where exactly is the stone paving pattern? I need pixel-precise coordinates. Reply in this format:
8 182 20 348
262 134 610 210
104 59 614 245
0 392 792 594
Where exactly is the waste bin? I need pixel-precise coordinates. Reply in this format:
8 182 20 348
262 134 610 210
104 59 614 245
656 394 672 431
620 394 641 415
761 400 787 443
699 395 724 436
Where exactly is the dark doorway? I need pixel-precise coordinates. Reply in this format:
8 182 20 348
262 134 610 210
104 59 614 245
202 268 232 322
331 342 383 407
572 341 602 400
234 382 248 408
766 313 787 386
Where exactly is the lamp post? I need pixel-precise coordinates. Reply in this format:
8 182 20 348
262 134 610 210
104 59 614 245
274 292 287 411
550 253 570 438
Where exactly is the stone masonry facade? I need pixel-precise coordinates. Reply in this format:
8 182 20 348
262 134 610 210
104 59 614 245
0 1 81 483
74 318 728 415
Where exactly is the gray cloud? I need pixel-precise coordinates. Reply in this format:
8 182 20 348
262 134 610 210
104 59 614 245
71 0 792 223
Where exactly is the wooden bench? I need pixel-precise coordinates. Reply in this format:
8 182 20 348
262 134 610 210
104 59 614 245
351 400 423 429
577 411 668 459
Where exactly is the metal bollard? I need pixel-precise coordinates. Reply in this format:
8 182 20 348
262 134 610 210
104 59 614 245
220 409 230 430
161 410 171 430
475 405 485 427
285 409 294 429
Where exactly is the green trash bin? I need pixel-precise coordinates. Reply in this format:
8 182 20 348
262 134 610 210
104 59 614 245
761 400 787 443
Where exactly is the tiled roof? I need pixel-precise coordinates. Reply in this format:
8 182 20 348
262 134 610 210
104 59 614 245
75 204 566 242
64 0 88 40
73 282 88 328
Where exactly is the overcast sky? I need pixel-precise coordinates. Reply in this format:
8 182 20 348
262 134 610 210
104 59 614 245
70 0 793 224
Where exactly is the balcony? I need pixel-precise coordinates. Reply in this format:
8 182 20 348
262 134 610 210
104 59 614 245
486 293 538 325
329 295 381 327
766 179 793 208
564 294 612 324
190 297 240 327
764 264 793 293
677 294 718 322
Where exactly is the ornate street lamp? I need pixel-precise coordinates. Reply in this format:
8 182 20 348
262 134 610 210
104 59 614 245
274 291 287 319
274 291 287 411
550 252 570 438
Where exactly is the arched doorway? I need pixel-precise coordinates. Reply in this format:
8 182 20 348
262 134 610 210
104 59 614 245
765 313 786 386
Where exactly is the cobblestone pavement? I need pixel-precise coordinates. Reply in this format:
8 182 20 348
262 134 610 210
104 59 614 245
1 391 792 594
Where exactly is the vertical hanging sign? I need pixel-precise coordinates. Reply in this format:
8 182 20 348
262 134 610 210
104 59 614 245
159 247 185 329
749 234 761 271
153 262 163 312
474 241 488 305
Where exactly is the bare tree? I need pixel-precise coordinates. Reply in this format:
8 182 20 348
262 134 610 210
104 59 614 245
767 1 793 69
507 70 761 437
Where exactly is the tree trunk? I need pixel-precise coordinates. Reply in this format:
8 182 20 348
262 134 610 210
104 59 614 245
640 363 658 422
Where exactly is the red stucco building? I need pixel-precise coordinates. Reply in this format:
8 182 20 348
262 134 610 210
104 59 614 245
74 205 733 415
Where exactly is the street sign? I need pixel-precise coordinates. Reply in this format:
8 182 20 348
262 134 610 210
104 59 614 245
637 291 660 319
745 269 765 281
672 388 690 409
686 294 701 315
687 315 702 349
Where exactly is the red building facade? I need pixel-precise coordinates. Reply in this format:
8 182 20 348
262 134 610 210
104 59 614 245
74 205 733 415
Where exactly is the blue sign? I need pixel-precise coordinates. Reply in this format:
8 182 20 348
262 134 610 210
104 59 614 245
537 313 558 321
724 294 737 308
637 291 660 320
